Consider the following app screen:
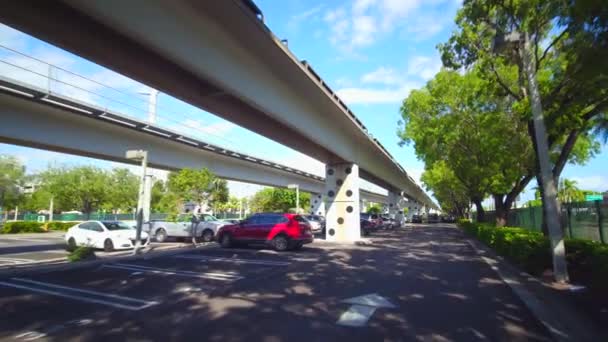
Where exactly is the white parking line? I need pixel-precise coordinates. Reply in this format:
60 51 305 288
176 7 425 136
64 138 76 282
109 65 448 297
0 257 35 264
102 263 244 281
0 278 159 311
174 254 291 266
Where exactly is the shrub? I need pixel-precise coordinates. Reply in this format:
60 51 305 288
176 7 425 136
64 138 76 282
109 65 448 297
1 221 45 234
457 221 607 289
44 221 80 231
67 246 96 262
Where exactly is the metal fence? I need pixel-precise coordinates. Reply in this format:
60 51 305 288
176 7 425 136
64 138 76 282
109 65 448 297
480 200 606 243
3 212 243 223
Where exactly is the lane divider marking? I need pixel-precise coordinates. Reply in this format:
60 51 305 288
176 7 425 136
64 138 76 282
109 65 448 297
174 255 291 266
0 278 159 311
102 263 243 281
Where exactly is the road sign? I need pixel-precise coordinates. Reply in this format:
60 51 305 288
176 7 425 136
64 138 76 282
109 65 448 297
337 293 397 327
585 194 603 201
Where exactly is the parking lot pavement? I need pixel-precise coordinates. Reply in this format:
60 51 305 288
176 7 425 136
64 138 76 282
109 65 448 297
0 226 552 342
0 232 192 268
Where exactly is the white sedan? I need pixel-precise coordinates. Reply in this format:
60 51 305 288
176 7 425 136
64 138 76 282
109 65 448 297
65 221 149 252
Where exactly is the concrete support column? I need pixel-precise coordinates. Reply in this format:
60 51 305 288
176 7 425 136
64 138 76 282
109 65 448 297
310 193 325 216
324 163 360 242
388 191 398 219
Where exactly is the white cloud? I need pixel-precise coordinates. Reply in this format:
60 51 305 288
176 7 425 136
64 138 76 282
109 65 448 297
361 67 403 85
287 5 325 32
407 55 442 80
351 15 377 47
571 176 608 192
336 82 419 105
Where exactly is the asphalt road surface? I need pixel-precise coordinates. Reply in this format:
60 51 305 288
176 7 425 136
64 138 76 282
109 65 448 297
0 225 552 341
0 232 185 267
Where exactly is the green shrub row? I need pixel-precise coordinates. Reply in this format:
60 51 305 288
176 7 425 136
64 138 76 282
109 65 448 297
44 221 79 231
459 221 608 289
0 221 80 233
1 221 46 234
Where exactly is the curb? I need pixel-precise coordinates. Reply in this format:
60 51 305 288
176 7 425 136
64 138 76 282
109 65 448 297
465 237 602 342
0 243 217 278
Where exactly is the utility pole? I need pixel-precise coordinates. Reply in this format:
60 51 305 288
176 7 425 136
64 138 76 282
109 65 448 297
521 32 568 283
49 197 54 222
126 150 148 255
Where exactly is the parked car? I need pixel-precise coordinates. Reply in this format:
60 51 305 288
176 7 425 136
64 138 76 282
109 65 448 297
216 213 313 251
360 218 377 236
411 214 422 223
380 216 399 229
65 221 149 252
360 213 382 229
144 214 228 243
427 213 440 224
222 219 241 224
303 215 325 234
440 215 456 223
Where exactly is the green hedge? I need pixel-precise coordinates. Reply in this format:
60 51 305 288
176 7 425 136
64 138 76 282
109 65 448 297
44 221 80 231
1 221 46 234
459 221 608 289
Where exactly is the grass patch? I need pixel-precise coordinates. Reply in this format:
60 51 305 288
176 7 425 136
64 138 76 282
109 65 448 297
67 246 96 262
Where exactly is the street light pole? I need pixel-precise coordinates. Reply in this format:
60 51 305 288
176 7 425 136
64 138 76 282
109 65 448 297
126 149 148 255
520 32 569 283
287 184 299 213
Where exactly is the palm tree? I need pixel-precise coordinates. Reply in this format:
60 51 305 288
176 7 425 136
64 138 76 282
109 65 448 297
558 179 583 203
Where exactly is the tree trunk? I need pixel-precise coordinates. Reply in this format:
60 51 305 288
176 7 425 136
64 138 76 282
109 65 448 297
494 194 507 227
473 198 485 222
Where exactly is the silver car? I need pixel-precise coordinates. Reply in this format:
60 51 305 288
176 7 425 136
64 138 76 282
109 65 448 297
144 214 227 242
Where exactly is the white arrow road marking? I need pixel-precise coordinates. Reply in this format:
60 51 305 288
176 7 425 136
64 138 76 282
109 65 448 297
337 293 397 327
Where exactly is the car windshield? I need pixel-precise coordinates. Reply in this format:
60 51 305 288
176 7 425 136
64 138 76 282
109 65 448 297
102 222 133 231
304 216 318 222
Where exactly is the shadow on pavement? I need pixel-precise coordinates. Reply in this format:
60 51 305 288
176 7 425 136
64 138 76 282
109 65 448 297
0 225 554 342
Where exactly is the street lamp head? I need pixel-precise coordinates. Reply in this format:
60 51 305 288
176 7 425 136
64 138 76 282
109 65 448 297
125 149 147 160
287 184 299 189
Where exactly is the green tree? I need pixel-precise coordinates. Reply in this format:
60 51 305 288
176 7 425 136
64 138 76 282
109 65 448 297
366 204 382 214
557 179 584 203
439 0 606 226
209 178 229 214
39 166 110 218
439 0 608 282
167 168 218 213
101 168 139 212
0 155 26 211
421 161 470 218
249 188 310 213
399 68 534 225
150 180 166 213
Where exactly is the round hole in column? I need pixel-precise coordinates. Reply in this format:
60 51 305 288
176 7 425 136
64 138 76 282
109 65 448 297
346 206 353 213
318 195 322 199
314 200 318 204
327 168 334 176
328 190 335 197
328 228 335 236
345 167 352 174
337 217 344 224
318 211 322 215
336 179 343 186
346 190 353 197
389 203 393 207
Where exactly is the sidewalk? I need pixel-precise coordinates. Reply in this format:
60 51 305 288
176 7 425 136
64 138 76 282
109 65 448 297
466 236 605 341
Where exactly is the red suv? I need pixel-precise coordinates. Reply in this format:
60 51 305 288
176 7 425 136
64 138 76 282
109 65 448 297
216 213 313 251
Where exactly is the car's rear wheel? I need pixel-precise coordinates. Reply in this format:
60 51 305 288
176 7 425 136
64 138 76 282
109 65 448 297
202 229 214 242
292 242 303 250
155 228 167 243
66 237 77 251
220 233 232 248
104 239 114 252
273 235 289 251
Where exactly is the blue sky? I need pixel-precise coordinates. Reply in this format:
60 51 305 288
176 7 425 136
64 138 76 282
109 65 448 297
0 0 606 204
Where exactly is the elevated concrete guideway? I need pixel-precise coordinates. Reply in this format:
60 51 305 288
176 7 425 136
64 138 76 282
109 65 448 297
0 77 388 205
0 0 434 209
